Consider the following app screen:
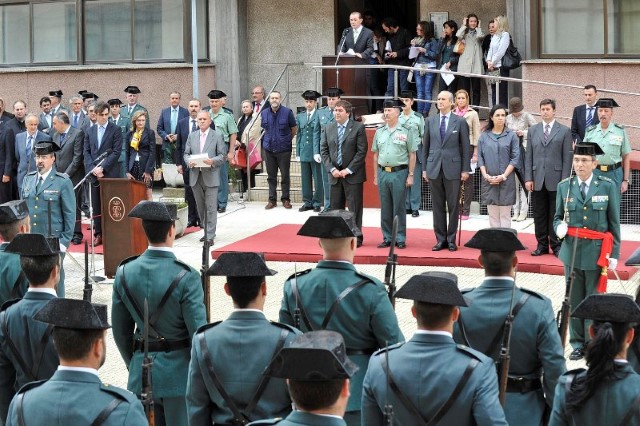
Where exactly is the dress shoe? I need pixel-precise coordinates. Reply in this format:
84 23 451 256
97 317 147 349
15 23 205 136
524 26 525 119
517 212 528 221
512 211 520 220
432 242 446 251
313 206 321 212
396 242 406 249
187 221 199 228
448 243 457 252
299 205 314 212
406 209 412 214
320 208 330 213
531 248 549 256
377 240 391 248
569 347 585 361
218 207 226 213
92 235 102 246
71 236 83 245
282 200 292 209
265 201 277 210
411 210 419 217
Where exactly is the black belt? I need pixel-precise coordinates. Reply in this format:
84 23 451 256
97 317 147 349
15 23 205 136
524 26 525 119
346 348 376 356
597 162 622 172
506 377 542 393
133 338 191 353
378 164 408 173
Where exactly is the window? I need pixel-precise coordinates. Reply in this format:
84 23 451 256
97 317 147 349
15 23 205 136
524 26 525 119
0 5 29 64
133 0 183 60
34 2 77 63
85 0 132 61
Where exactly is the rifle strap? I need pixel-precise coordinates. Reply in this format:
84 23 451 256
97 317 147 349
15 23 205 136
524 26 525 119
291 277 313 331
11 272 26 299
619 393 640 426
91 398 124 426
321 279 370 330
427 358 479 425
30 324 54 379
1 310 37 382
16 391 25 426
457 314 472 347
488 293 530 360
380 350 428 426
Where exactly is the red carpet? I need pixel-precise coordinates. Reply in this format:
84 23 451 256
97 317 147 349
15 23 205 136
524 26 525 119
212 224 639 279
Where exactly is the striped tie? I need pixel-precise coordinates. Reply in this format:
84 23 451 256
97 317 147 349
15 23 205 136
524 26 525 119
337 125 344 166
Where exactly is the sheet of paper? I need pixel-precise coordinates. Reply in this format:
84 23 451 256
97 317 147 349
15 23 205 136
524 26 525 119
340 48 356 56
409 46 420 59
188 153 210 168
440 65 455 86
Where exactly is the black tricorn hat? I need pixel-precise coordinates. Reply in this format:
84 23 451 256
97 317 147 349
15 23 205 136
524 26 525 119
465 228 526 252
124 86 141 94
268 330 358 380
107 98 124 106
395 272 468 306
5 233 60 256
0 200 29 224
78 90 88 95
35 298 111 330
301 90 322 100
34 141 61 155
324 87 344 97
297 209 362 238
572 293 640 323
128 201 177 222
594 98 619 108
625 246 640 267
399 90 415 99
49 90 63 98
207 252 277 277
81 92 98 100
208 89 227 99
574 142 605 157
383 98 404 110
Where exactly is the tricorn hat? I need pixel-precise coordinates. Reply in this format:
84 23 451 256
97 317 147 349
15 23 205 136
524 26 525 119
207 252 277 277
124 86 141 94
107 98 124 107
0 200 29 224
383 98 404 110
574 142 605 157
297 210 362 238
5 233 60 256
35 298 111 330
324 87 344 97
301 90 322 100
34 141 61 156
465 228 526 252
594 98 619 108
399 90 415 99
49 90 63 98
128 201 178 222
208 90 227 99
572 293 640 323
395 272 468 306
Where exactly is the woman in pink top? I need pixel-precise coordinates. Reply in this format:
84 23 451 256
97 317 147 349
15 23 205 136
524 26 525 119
453 89 481 219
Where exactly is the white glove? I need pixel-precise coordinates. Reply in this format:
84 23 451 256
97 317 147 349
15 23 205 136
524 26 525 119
295 156 300 161
608 258 618 271
313 154 322 163
556 221 568 239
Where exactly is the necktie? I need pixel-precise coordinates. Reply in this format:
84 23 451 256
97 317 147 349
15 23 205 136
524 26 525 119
73 114 78 127
544 124 550 142
128 106 132 115
170 109 178 133
36 176 43 193
200 132 207 152
307 112 311 122
440 115 447 141
97 126 105 148
580 182 587 198
586 107 594 128
60 133 66 145
191 119 197 132
337 125 345 166
353 29 358 43
26 135 33 157
255 103 261 114
46 114 51 127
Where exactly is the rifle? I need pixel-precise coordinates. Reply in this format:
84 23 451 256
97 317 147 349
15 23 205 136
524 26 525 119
201 207 211 321
384 216 398 308
141 299 155 425
498 275 517 406
557 229 579 349
458 180 465 245
383 342 394 425
293 262 301 330
82 241 92 302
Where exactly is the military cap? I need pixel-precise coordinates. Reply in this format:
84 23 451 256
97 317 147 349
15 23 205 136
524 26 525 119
301 90 322 100
421 270 458 284
465 228 526 252
107 98 124 106
324 87 344 97
128 200 177 222
297 209 362 238
572 293 640 323
0 200 29 224
124 86 141 94
594 98 619 108
625 246 640 266
395 272 468 306
269 330 358 380
78 90 88 95
49 90 63 98
34 141 61 155
208 89 227 99
5 233 60 256
207 252 277 277
399 90 415 99
574 142 605 157
383 98 404 110
35 298 111 330
81 92 98 100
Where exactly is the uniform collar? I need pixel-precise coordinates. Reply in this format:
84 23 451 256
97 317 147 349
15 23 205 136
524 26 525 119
38 167 54 181
58 366 100 377
415 330 452 338
577 174 594 188
317 260 356 270
27 288 58 297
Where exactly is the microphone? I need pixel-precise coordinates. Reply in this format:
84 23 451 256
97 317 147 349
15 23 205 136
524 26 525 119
94 149 113 163
343 27 351 35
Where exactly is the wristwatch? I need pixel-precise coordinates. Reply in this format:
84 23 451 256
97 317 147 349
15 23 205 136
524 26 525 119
624 178 631 185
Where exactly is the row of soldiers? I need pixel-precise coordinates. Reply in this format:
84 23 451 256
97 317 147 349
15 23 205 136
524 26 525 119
1 196 640 425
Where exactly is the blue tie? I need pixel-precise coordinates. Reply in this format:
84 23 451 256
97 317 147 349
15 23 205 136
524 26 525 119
337 124 345 166
170 109 178 133
26 135 33 158
586 107 594 128
191 119 197 132
439 115 447 141
73 114 79 127
580 182 587 199
97 126 105 149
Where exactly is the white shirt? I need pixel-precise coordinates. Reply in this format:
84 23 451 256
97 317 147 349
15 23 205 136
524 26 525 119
58 365 100 377
415 330 453 338
38 167 53 182
542 119 556 132
577 173 594 194
27 288 58 296
147 246 173 252
353 25 363 42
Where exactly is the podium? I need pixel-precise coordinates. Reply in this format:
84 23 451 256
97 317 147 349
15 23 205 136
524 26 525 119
100 179 148 277
321 55 369 117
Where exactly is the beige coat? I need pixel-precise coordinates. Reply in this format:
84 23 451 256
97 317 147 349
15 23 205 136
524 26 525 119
456 25 485 75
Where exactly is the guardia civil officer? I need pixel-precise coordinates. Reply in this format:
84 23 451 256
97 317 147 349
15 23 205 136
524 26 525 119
553 142 620 361
398 90 425 218
296 90 324 212
549 294 640 425
362 273 507 425
453 228 566 425
0 201 30 306
5 298 147 425
624 249 640 372
112 200 207 426
22 141 75 297
0 234 60 422
279 210 403 426
186 252 300 424
248 330 357 426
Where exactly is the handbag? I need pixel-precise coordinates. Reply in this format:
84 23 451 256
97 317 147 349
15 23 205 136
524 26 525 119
501 37 522 70
487 69 501 85
231 140 262 170
453 39 465 55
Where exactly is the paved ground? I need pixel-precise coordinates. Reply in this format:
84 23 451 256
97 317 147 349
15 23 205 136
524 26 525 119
60 190 640 388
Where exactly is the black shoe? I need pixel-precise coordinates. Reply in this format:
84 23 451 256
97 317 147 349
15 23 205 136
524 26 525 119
321 208 330 213
187 221 199 228
405 209 412 214
448 243 457 252
569 347 585 361
531 248 549 256
396 242 406 249
218 207 226 213
377 240 391 248
71 236 83 245
313 206 321 212
432 242 446 251
299 205 314 212
411 210 419 217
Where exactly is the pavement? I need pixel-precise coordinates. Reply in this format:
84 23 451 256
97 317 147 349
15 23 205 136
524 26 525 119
59 189 640 388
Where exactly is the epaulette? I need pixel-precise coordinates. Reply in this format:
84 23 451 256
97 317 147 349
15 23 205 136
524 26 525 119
614 123 625 129
412 111 423 119
597 175 614 183
0 298 22 312
16 379 46 394
559 176 572 184
563 368 587 379
195 320 223 335
100 383 139 403
354 270 377 285
372 341 405 356
455 344 484 361
519 288 545 300
26 171 37 176
269 320 301 335
585 124 597 132
286 268 312 281
118 255 139 267
54 171 67 178
247 418 283 425
174 258 196 273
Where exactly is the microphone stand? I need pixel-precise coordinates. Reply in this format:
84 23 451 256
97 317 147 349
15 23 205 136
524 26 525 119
334 28 350 88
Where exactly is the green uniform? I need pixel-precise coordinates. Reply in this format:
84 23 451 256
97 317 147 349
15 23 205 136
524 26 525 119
453 279 567 426
112 248 207 426
210 110 238 210
111 115 131 178
399 111 425 212
316 106 335 209
550 364 640 425
0 243 28 306
553 175 620 349
279 261 403 425
0 291 59 421
6 369 147 425
372 123 419 243
584 122 631 188
186 310 300 425
121 104 149 127
296 109 323 209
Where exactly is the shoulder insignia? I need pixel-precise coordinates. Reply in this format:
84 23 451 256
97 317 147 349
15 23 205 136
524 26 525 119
597 175 614 183
174 259 196 272
585 124 597 132
118 255 139 268
559 176 571 184
247 418 283 425
372 341 405 356
26 171 37 176
614 123 625 129
16 380 46 394
269 320 301 335
460 288 476 294
519 288 545 299
195 320 223 335
100 383 138 402
354 271 377 285
455 344 484 361
412 111 423 118
286 268 312 281
54 172 67 178
0 298 22 312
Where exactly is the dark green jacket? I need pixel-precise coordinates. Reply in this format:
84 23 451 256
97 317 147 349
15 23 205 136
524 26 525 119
0 243 28 306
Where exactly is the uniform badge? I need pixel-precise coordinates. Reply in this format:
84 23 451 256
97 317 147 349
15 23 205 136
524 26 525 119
592 195 608 202
394 133 407 142
43 190 59 194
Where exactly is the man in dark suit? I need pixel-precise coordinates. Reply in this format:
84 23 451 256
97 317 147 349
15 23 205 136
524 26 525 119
184 111 226 244
320 100 367 247
1 101 27 202
422 91 471 251
525 99 573 257
339 11 373 60
83 101 123 246
0 97 14 127
570 85 599 143
108 98 130 177
37 97 54 134
68 96 89 129
52 112 85 244
15 114 51 195
251 86 267 114
157 91 188 164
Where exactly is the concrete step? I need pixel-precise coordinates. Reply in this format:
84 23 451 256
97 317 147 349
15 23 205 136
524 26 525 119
246 186 304 203
254 172 303 188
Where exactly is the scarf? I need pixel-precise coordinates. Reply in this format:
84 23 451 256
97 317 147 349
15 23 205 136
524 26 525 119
454 106 469 117
130 129 142 151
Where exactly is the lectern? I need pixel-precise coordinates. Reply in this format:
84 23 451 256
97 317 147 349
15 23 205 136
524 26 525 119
321 55 369 117
100 178 148 277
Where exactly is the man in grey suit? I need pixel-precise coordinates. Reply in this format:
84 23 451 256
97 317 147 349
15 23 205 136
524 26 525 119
184 111 227 245
525 99 573 257
15 114 51 195
320 100 367 247
52 112 85 245
422 91 470 252
37 97 53 134
339 11 374 60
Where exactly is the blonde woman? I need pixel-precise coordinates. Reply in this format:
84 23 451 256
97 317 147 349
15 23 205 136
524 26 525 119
456 14 484 107
125 110 155 199
453 89 481 219
235 100 263 192
486 15 511 106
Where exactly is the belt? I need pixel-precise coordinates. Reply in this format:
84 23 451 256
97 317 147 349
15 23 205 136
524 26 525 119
378 165 408 173
597 162 622 172
133 338 191 353
506 377 542 393
346 348 376 356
